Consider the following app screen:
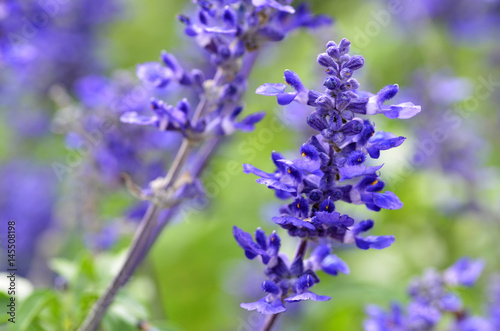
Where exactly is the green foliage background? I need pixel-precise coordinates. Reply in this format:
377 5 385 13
2 0 500 330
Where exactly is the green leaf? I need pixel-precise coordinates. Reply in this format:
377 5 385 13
16 290 56 331
0 291 11 324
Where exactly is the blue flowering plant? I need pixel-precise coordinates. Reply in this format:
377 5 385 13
77 1 331 330
365 258 500 331
233 38 421 327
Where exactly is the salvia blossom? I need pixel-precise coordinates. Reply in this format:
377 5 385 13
60 73 180 186
120 0 331 201
121 1 331 139
234 38 421 319
80 2 331 329
364 258 500 331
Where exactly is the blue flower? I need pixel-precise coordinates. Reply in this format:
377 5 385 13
243 152 303 198
364 303 406 331
237 38 419 316
256 70 309 105
136 62 172 88
241 297 286 315
290 3 333 29
121 98 265 139
366 132 406 159
252 0 295 14
351 220 395 250
444 257 485 287
455 316 494 331
308 244 350 276
366 84 421 119
365 259 497 331
407 302 442 329
233 226 280 264
347 175 403 211
339 164 383 181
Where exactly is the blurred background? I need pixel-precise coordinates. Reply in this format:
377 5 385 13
1 0 499 330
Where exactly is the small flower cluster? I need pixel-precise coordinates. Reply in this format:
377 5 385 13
120 0 330 202
365 258 500 331
79 2 332 329
234 38 421 315
64 73 179 186
121 0 330 141
233 226 348 313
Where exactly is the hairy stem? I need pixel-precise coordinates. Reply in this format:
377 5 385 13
78 203 160 331
78 51 259 330
259 239 308 331
261 313 281 331
79 96 204 331
78 136 194 330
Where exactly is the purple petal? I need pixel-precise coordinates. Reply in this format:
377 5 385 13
352 220 374 235
284 70 306 92
277 92 298 105
311 244 331 262
285 291 331 302
272 216 316 231
313 211 342 227
241 297 286 315
256 83 287 96
243 164 274 178
339 164 383 181
136 62 171 87
366 85 421 119
291 158 321 173
455 316 493 331
383 102 421 119
373 191 403 210
233 226 267 259
256 178 297 193
252 0 295 14
355 235 395 250
367 132 406 158
160 52 183 77
444 258 485 287
235 112 266 131
376 84 399 105
120 112 156 126
440 293 463 312
257 26 285 41
203 26 238 34
408 302 442 326
321 254 350 275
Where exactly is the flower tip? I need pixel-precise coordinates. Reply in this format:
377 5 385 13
119 112 135 123
255 83 287 96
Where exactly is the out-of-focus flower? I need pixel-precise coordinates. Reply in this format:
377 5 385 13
0 160 57 276
364 258 497 331
0 0 121 137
